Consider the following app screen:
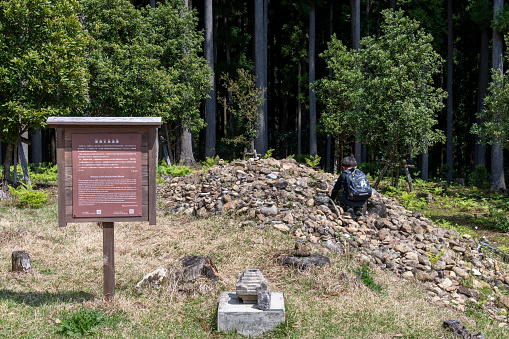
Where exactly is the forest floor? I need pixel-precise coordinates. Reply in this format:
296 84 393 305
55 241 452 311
377 178 509 254
0 168 508 338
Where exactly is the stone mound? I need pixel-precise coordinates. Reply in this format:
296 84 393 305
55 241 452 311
158 157 509 326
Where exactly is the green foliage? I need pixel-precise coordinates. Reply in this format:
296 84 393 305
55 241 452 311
57 308 106 337
412 179 444 195
358 10 446 159
157 164 195 177
401 191 416 209
220 68 265 153
381 185 404 198
439 164 451 180
29 163 58 184
488 205 509 233
356 263 385 294
0 163 57 185
264 148 275 159
469 0 492 30
320 10 445 162
467 165 490 188
427 250 444 265
82 0 211 133
201 155 220 169
472 71 509 149
317 37 362 158
0 0 89 145
492 4 509 33
358 162 382 177
9 184 48 208
305 154 321 167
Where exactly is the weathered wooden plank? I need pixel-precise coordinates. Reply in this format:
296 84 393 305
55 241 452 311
57 128 67 227
103 222 115 300
65 205 149 222
148 127 157 225
47 117 161 126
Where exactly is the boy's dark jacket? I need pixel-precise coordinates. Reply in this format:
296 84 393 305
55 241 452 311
330 168 369 207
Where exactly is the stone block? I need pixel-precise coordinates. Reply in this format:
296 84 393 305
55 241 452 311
217 291 285 337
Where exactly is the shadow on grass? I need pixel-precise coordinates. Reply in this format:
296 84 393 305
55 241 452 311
0 289 95 306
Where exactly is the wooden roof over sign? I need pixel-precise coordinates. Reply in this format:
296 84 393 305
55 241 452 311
47 117 162 126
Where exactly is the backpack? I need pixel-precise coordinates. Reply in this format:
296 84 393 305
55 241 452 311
345 168 372 201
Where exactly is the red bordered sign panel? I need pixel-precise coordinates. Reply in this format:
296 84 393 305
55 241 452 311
72 133 142 218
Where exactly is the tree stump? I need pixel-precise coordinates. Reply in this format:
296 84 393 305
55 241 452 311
11 251 32 273
180 256 219 281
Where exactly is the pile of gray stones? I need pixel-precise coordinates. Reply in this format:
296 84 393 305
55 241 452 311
159 157 509 327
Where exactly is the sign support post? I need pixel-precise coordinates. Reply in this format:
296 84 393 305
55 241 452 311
103 222 115 300
47 117 161 300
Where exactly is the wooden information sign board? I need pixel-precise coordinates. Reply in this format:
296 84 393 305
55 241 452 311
47 117 161 299
72 133 143 218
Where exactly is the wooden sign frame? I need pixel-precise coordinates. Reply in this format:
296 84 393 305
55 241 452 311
47 117 161 227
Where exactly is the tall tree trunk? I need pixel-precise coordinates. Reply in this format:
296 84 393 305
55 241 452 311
224 3 233 137
326 0 333 171
420 142 428 181
180 127 196 166
179 0 196 166
351 0 361 162
204 0 216 158
309 1 317 156
475 28 489 168
254 0 268 156
491 0 506 191
297 60 302 155
3 143 13 184
18 139 31 187
282 93 289 158
446 0 453 183
263 0 268 152
30 129 42 166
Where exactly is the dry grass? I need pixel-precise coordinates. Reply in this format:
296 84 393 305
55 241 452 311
0 198 506 338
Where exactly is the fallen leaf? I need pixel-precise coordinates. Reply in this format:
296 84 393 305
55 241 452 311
177 317 183 323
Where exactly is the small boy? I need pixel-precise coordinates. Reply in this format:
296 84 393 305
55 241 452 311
330 155 372 219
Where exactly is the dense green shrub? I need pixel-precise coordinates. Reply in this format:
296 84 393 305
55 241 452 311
9 184 49 208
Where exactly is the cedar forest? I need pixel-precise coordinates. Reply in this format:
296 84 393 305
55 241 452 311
2 0 509 190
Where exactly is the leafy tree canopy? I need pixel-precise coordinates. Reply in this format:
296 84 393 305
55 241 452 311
472 68 509 148
220 68 264 154
317 37 362 158
358 9 446 159
82 0 211 133
319 10 445 162
0 0 89 144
